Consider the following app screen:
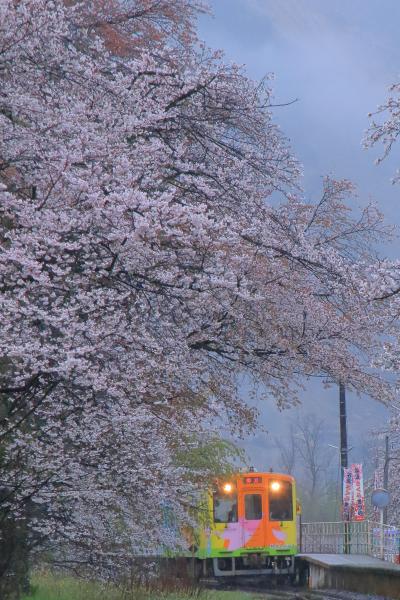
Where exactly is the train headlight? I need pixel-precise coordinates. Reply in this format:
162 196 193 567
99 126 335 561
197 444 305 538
270 481 281 492
223 483 233 493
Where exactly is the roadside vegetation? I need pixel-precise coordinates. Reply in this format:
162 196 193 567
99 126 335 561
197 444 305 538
23 572 259 600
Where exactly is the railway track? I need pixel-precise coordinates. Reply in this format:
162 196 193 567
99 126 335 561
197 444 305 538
227 592 381 599
210 589 383 599
201 578 383 599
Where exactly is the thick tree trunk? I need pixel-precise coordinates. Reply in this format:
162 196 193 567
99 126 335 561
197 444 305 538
0 515 30 600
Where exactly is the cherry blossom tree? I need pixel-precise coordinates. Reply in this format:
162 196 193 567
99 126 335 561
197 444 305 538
365 83 400 526
0 0 399 592
386 408 400 525
365 82 400 184
369 411 400 526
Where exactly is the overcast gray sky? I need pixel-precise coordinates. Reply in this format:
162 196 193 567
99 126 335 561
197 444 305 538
199 0 400 223
198 1 400 471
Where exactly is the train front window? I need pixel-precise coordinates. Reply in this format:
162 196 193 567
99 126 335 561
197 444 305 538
268 481 293 521
213 493 238 523
245 494 262 520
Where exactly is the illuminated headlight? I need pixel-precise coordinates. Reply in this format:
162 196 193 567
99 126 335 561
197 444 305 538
270 481 281 492
223 483 233 493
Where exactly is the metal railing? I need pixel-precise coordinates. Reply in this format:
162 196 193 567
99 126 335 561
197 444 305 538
301 520 400 563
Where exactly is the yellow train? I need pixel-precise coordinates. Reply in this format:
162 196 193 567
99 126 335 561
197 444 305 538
193 470 301 578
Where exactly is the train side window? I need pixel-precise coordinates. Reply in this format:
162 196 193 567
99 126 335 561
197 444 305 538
245 494 262 520
213 493 238 523
268 481 293 521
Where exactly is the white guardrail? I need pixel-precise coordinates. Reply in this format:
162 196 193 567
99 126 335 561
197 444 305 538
301 520 400 563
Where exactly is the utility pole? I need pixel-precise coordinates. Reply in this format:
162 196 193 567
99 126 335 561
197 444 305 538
339 382 348 484
383 435 389 524
339 382 350 553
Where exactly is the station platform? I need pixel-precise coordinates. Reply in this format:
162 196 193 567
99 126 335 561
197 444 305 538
298 553 400 599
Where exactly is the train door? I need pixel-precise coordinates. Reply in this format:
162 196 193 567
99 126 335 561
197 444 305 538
267 479 296 548
240 488 267 548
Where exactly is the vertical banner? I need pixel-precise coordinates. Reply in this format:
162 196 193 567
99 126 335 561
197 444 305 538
351 463 365 521
342 467 353 521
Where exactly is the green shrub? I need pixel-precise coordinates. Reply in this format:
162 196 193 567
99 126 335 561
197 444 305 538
23 571 257 600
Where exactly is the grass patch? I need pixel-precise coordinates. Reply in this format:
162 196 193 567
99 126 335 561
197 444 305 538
23 572 260 600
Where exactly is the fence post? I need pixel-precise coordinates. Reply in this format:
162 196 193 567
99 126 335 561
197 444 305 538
343 520 351 554
366 520 371 556
299 514 302 553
